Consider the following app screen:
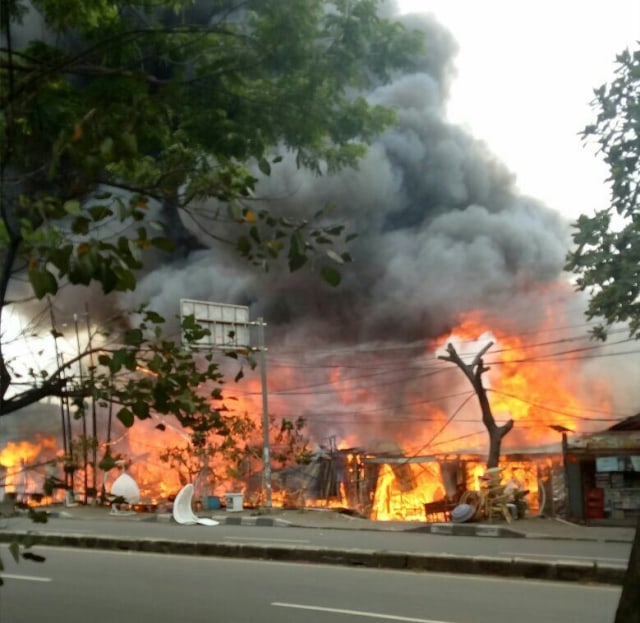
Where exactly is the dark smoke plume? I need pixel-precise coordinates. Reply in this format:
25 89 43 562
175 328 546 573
6 4 638 457
127 11 570 345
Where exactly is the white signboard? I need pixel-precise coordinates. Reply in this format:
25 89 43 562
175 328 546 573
180 299 251 350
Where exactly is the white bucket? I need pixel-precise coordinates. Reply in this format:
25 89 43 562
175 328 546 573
225 493 244 512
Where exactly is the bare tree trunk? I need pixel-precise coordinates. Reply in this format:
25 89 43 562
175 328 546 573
438 342 513 468
487 421 514 468
614 516 640 623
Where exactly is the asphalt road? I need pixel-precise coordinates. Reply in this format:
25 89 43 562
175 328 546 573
2 516 631 568
0 547 622 623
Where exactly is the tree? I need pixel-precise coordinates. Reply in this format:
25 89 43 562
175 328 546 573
565 42 640 623
158 414 310 503
566 44 640 340
438 342 513 468
0 0 422 425
0 0 421 580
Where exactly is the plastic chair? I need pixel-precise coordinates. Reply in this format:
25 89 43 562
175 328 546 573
172 484 219 526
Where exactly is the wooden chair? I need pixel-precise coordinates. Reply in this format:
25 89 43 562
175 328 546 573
423 499 455 522
480 468 511 523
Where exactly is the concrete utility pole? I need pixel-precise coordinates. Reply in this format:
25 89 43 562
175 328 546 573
179 300 272 510
256 318 272 510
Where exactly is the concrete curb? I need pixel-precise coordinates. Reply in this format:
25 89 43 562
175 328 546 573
406 523 526 538
19 509 636 544
143 513 293 528
0 530 625 586
152 514 526 537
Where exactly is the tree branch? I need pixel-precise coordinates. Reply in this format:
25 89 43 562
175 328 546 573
0 377 68 416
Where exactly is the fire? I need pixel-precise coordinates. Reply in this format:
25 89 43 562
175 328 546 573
369 306 608 521
0 437 57 498
3 299 613 523
435 311 611 447
371 462 443 521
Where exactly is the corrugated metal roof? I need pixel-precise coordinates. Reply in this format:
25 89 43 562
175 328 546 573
567 430 640 451
608 414 640 431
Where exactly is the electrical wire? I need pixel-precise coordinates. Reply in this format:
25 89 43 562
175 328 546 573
487 389 629 422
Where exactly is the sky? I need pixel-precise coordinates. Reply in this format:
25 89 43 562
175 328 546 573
396 0 640 222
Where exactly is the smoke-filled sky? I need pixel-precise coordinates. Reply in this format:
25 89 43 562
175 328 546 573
397 0 640 222
129 8 571 344
121 3 640 451
5 1 640 458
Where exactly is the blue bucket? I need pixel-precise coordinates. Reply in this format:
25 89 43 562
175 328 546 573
205 496 221 510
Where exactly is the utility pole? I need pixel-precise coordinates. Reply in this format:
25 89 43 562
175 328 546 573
257 317 272 510
85 305 98 501
179 300 272 510
49 300 73 495
73 312 88 503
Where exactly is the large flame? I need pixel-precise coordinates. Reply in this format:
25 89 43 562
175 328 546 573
0 437 57 500
4 303 613 521
369 308 610 521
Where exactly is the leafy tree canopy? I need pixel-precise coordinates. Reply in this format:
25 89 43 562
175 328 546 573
566 43 640 340
0 1 422 423
566 43 640 623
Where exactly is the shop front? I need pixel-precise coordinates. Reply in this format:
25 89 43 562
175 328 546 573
565 429 640 524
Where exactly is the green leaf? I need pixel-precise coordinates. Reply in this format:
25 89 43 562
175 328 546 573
27 509 49 524
120 132 138 156
9 541 20 563
88 205 113 221
144 310 165 324
98 454 117 471
71 216 90 235
100 136 115 160
63 200 82 215
151 237 175 252
258 158 271 175
321 265 341 286
228 203 243 222
117 407 135 428
124 328 143 346
28 268 58 298
132 400 150 419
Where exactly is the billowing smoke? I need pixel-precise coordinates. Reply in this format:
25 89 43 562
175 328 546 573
128 12 569 342
6 6 638 458
118 10 597 450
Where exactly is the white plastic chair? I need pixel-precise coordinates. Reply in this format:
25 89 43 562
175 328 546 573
109 471 140 515
172 484 219 526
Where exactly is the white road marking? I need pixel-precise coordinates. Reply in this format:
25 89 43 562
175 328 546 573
1 574 52 583
224 536 310 544
500 552 628 564
272 602 455 622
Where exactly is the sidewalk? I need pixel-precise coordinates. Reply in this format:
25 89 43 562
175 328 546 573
0 503 634 587
212 505 629 542
203 508 637 542
33 502 637 542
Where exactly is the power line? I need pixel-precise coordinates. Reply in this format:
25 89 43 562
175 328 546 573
487 389 626 422
235 366 454 396
382 392 477 463
266 320 627 359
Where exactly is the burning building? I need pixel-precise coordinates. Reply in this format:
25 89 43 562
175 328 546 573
565 416 640 525
2 7 640 520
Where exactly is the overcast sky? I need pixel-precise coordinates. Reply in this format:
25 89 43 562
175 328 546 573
396 0 640 222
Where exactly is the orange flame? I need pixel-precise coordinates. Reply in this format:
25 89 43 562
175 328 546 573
3 295 613 522
0 437 57 499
